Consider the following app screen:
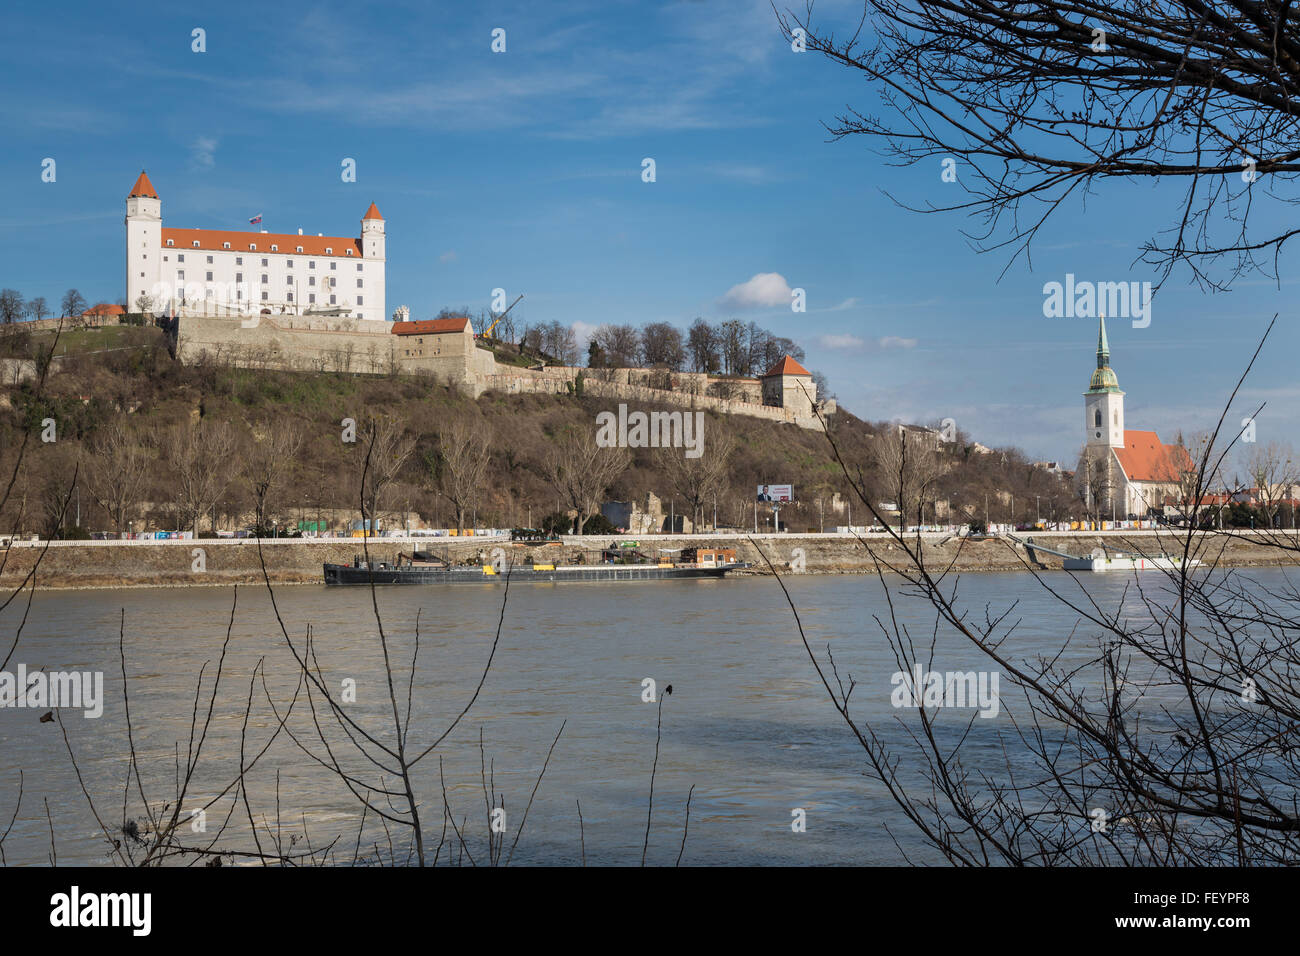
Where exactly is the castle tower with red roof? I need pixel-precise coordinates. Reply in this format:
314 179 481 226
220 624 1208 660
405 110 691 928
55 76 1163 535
760 354 817 417
125 171 162 314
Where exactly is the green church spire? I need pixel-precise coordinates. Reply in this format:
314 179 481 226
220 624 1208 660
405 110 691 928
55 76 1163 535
1088 314 1121 393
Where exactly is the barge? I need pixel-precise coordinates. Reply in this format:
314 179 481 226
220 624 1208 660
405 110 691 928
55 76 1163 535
324 545 747 585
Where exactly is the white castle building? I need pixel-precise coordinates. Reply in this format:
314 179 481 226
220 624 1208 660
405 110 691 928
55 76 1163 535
125 171 387 323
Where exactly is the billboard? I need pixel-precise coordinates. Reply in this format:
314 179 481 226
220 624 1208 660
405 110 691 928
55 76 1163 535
756 484 793 503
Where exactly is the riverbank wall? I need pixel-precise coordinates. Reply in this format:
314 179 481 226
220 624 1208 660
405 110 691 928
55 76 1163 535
1 530 1295 590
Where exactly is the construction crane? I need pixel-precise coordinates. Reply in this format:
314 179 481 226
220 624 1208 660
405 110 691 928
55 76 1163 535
478 294 523 341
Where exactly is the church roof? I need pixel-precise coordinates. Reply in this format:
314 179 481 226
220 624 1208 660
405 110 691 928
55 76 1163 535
362 202 384 220
161 227 362 258
391 317 471 335
762 355 810 377
1114 430 1195 483
127 170 158 200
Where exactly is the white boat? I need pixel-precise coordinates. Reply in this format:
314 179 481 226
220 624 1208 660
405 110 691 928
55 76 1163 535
1061 549 1202 572
1010 536 1203 573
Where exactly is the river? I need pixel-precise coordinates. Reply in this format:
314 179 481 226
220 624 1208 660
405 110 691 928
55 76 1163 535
0 569 1275 865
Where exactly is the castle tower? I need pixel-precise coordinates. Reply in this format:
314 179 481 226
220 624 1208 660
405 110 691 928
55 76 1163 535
760 355 816 417
1084 315 1124 449
360 203 387 322
125 171 162 314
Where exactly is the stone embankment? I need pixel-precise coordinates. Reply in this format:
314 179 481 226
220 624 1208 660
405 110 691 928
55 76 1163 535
1 530 1294 590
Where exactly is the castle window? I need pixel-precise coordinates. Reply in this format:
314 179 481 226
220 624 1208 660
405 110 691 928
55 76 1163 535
261 292 268 301
271 244 278 251
309 294 316 304
330 262 336 270
236 273 243 283
357 279 363 288
236 290 242 300
250 244 257 251
236 257 242 266
287 292 294 302
286 277 293 285
309 261 315 269
1113 411 1118 425
261 258 268 267
192 241 200 247
207 255 213 264
166 239 174 246
357 296 363 306
177 271 185 281
330 295 336 305
1094 409 1102 428
206 272 213 281
346 250 353 256
296 246 303 253
325 248 332 255
309 277 315 286
178 254 185 263
261 275 268 284
222 242 230 249
287 260 294 269
357 263 363 271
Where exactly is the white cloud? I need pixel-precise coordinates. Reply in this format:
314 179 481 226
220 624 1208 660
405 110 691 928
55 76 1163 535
439 250 458 263
190 136 217 170
571 321 598 346
721 272 793 309
818 333 865 350
879 336 918 350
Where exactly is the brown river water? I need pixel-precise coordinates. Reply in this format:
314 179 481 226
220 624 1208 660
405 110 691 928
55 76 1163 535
0 569 1268 865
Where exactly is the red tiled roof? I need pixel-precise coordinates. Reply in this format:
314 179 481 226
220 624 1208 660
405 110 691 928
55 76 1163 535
162 228 361 258
82 303 126 316
762 355 811 377
363 202 383 220
1114 430 1195 483
127 171 158 199
391 317 471 336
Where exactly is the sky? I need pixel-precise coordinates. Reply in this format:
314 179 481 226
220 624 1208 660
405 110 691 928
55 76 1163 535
2 0 1298 464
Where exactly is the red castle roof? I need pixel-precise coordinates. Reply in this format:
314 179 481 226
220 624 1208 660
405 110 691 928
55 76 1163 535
762 355 811 377
391 317 471 336
127 170 158 199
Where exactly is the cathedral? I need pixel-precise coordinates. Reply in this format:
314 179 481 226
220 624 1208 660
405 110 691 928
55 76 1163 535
1076 317 1195 519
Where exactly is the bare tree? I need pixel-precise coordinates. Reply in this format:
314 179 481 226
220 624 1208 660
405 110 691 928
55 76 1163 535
428 420 492 533
242 419 304 528
872 426 944 532
779 1 1300 289
655 431 734 532
543 427 631 534
0 290 23 325
27 296 48 321
687 318 721 373
641 322 687 370
60 289 86 321
82 420 148 533
357 416 414 532
591 324 643 368
163 418 237 536
1240 440 1299 527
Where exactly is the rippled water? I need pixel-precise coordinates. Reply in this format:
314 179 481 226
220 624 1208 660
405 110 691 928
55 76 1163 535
0 568 1281 865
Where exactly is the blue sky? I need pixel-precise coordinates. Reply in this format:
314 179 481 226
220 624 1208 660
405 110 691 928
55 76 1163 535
2 0 1297 463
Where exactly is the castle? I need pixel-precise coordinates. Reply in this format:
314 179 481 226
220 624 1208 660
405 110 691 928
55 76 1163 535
126 173 833 429
1076 316 1194 517
126 171 387 323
